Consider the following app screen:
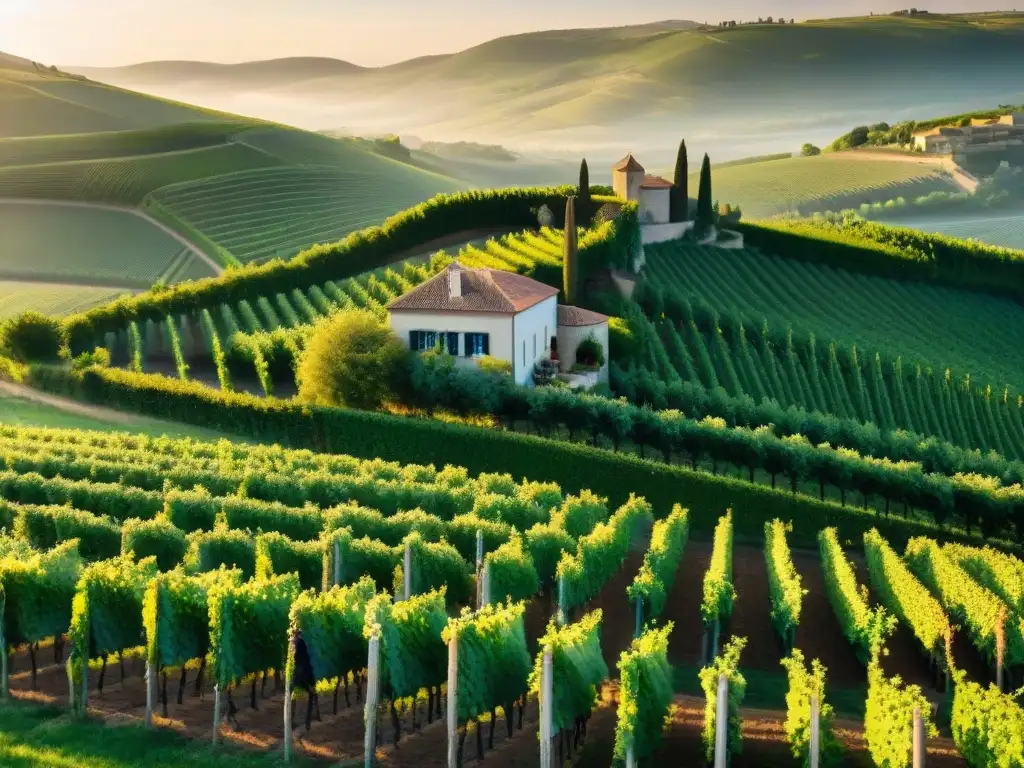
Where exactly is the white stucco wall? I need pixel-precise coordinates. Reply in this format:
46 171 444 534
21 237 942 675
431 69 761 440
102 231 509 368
511 296 558 385
613 169 644 203
389 309 513 362
639 188 670 225
557 321 610 382
641 221 694 244
389 296 557 386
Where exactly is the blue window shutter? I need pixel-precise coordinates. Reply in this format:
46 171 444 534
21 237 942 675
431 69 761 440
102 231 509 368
409 330 420 350
482 334 490 355
448 332 459 355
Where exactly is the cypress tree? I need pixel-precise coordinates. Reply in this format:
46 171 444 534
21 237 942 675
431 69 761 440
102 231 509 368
671 139 689 222
562 196 578 305
577 159 591 224
695 153 714 235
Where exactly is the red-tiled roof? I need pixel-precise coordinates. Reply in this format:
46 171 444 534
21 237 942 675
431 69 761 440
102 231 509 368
640 174 673 190
558 305 609 327
612 153 645 172
387 262 558 315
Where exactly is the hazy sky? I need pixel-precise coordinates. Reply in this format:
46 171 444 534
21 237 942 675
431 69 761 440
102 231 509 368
0 0 1005 67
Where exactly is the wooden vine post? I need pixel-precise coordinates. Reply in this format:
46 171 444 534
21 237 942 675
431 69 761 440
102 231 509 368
474 529 484 607
996 605 1007 691
144 658 155 729
479 562 491 609
713 673 728 768
557 574 567 626
332 539 343 588
809 695 820 768
446 632 459 768
539 647 553 768
912 706 925 768
283 632 296 763
212 683 222 744
144 595 156 729
364 633 381 768
403 541 412 602
0 594 7 699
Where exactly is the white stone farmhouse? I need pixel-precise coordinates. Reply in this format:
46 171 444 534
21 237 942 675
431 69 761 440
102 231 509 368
387 262 608 386
612 153 673 225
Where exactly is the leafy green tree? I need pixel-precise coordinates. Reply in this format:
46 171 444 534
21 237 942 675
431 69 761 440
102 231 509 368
296 310 409 409
695 154 714 236
671 139 689 222
801 143 822 157
563 195 578 304
0 311 65 362
577 159 591 224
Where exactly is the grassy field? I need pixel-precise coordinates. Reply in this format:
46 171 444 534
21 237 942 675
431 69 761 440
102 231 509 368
0 704 304 767
889 213 1024 251
0 281 129 320
0 388 235 440
690 156 960 218
149 164 461 264
0 202 213 287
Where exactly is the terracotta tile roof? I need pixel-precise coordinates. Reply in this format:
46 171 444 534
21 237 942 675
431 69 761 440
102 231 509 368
612 153 645 172
640 174 673 190
558 305 609 327
387 262 558 315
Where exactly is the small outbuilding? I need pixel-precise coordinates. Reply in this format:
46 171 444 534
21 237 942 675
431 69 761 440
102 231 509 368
553 305 609 384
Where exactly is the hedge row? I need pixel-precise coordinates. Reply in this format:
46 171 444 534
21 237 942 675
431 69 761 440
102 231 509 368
736 218 1024 303
62 187 629 351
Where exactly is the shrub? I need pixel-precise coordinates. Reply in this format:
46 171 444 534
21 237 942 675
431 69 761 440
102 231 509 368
532 358 559 386
477 355 512 375
71 347 111 373
0 312 65 362
801 143 822 157
575 335 605 368
296 310 410 409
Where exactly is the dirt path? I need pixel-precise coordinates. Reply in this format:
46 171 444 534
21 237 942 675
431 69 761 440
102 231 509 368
0 378 158 426
0 197 223 276
831 151 979 193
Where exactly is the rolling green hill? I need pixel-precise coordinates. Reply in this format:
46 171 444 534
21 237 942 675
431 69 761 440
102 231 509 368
74 14 1024 156
0 62 464 314
0 201 212 288
689 155 962 218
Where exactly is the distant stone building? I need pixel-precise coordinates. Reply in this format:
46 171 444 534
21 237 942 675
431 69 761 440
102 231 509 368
611 154 673 225
913 114 1024 158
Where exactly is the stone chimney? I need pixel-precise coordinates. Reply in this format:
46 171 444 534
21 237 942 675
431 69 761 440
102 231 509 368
449 264 462 298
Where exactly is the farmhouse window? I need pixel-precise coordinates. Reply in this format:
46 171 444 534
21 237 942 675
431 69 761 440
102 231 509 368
465 332 489 357
410 330 439 351
544 326 549 349
443 332 459 355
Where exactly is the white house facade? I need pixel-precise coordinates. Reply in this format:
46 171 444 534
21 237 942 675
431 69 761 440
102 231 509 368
387 262 559 386
612 153 673 225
